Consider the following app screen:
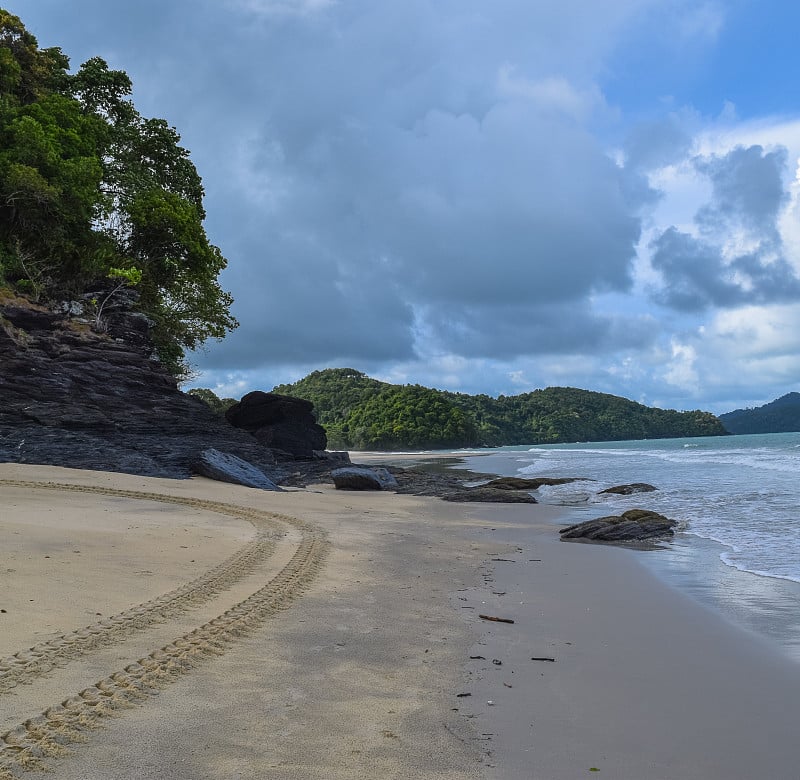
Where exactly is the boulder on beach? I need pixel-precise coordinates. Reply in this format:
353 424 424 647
192 448 283 490
331 466 399 491
559 509 677 543
599 483 657 495
225 391 327 459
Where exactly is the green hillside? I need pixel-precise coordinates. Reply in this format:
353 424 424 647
270 368 727 450
719 393 800 434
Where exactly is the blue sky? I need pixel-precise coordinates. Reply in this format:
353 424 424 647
15 0 800 414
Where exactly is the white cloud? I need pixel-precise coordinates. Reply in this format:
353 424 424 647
235 0 336 17
662 339 699 392
496 65 604 120
675 1 725 42
709 304 800 359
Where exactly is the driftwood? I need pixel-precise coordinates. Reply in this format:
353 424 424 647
531 656 556 662
479 614 515 624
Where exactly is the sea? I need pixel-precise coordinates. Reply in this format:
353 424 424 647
448 432 800 663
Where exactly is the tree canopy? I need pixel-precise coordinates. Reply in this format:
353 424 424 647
0 10 237 375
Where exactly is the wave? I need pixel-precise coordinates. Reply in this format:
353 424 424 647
718 551 800 585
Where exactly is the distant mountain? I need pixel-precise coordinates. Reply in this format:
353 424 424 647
271 368 727 451
719 393 800 434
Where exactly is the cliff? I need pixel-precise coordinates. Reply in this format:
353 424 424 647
0 295 281 479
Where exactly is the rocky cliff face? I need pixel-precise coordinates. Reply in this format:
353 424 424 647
0 296 282 479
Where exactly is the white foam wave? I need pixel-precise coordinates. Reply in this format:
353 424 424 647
719 552 800 585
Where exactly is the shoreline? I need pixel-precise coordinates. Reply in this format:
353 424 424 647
458 503 800 779
370 446 800 665
2 462 799 778
357 450 800 776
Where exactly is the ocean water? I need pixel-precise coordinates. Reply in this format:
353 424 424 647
458 433 800 661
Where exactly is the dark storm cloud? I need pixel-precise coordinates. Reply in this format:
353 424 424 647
195 1 649 367
651 144 800 312
651 228 800 311
19 0 669 369
694 144 788 237
420 302 659 359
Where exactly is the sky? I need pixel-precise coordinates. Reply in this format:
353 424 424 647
15 0 800 414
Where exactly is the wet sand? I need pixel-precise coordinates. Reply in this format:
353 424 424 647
460 504 800 779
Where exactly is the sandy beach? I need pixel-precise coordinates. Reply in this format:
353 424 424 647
1 462 799 779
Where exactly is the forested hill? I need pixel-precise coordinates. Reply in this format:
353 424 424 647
271 368 727 450
719 393 800 434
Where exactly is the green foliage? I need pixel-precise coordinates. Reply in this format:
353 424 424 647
442 386 727 446
0 10 237 374
337 385 478 450
273 368 389 447
275 368 729 450
719 393 800 434
108 265 142 285
187 387 237 416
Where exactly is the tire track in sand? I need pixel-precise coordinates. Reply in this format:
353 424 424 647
0 482 279 694
0 480 328 779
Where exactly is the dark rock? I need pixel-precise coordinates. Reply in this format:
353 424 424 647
226 391 326 459
442 487 538 504
331 466 399 491
252 419 327 459
313 450 351 463
192 448 282 490
484 476 586 491
559 509 677 543
0 300 283 480
225 391 314 429
599 483 657 495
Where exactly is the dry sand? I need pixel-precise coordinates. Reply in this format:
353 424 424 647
1 462 799 779
0 463 504 779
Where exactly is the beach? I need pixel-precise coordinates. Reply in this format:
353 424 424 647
1 462 799 779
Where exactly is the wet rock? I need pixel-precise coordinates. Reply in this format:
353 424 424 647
599 483 657 495
559 509 677 542
484 476 586 490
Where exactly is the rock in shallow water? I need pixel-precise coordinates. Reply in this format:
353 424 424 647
484 476 585 491
559 509 677 542
599 483 657 495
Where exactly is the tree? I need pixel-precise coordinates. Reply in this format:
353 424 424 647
187 387 237 415
0 10 237 377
